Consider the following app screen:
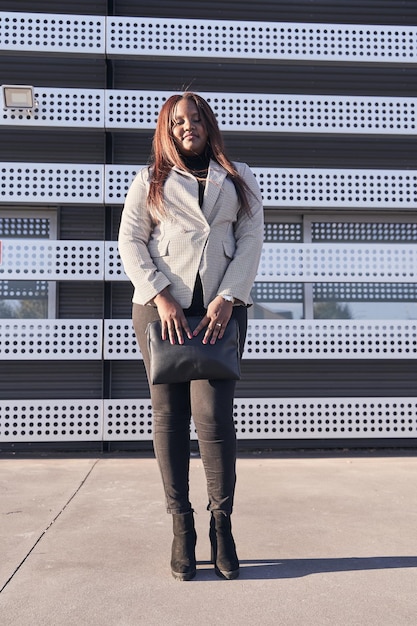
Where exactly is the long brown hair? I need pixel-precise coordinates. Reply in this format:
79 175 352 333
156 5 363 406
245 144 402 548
147 92 253 219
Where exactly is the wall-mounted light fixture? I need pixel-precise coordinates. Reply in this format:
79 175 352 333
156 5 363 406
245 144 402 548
1 85 37 109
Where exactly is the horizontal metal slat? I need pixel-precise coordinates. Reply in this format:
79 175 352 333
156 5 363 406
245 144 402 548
105 242 417 283
3 162 417 208
1 12 416 64
0 319 103 360
0 12 105 55
1 318 416 361
1 240 415 283
1 396 415 442
105 90 417 134
1 88 416 135
0 162 104 204
0 240 104 280
103 319 417 360
105 165 417 208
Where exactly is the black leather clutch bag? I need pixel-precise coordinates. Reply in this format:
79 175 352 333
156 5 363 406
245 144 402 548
146 317 241 384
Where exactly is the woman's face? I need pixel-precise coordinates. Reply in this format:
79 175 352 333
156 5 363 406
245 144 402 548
171 98 208 157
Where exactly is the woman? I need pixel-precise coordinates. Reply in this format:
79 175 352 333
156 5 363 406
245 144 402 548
118 92 264 581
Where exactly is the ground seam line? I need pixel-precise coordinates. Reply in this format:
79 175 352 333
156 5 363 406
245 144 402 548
0 458 101 594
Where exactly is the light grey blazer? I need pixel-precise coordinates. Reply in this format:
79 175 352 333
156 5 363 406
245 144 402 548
118 159 264 308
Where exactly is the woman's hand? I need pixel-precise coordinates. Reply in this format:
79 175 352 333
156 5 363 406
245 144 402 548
153 288 192 344
193 296 233 344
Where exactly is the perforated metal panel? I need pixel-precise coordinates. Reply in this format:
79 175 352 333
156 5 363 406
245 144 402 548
1 12 416 64
0 12 105 54
0 240 104 280
104 165 417 208
2 163 416 208
0 320 102 360
101 397 417 441
107 243 417 283
2 89 417 132
0 399 103 442
104 400 153 441
257 244 417 282
105 90 417 135
257 168 417 208
1 87 104 128
232 397 417 439
314 283 417 301
251 283 304 302
0 279 48 298
103 319 417 360
107 17 417 64
245 320 417 359
105 165 138 204
0 215 50 237
312 222 417 242
2 241 415 283
0 163 103 204
0 396 414 443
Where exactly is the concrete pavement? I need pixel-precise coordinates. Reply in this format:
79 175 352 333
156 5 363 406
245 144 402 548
1 451 417 625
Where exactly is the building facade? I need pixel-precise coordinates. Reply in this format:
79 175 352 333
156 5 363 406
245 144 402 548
0 0 416 451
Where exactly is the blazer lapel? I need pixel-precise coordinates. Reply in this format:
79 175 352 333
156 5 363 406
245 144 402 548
202 160 228 222
170 166 208 227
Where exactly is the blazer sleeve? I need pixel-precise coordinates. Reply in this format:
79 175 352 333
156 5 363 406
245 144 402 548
217 162 264 305
118 167 171 305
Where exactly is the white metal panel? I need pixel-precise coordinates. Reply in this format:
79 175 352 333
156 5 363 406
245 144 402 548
1 88 416 134
2 12 416 65
104 165 417 208
1 396 415 442
0 319 102 360
0 240 104 280
0 399 103 442
256 168 417 209
1 87 104 128
1 240 414 283
231 397 417 439
102 397 417 441
245 320 417 359
257 244 417 282
107 16 417 64
103 319 417 360
104 320 140 359
105 165 139 204
105 90 417 134
104 400 153 441
106 242 417 283
0 162 104 204
0 12 105 54
2 163 415 208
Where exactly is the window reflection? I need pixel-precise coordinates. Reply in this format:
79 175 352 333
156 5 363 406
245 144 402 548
0 214 53 319
313 283 417 320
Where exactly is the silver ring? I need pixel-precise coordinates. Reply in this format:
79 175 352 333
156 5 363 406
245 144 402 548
216 323 222 327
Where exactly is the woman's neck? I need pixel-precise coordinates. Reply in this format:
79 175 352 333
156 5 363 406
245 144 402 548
181 152 210 177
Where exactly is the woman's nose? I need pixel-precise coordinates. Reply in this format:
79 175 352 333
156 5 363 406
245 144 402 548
184 118 194 130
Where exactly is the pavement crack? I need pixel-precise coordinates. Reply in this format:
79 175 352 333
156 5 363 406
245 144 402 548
0 458 100 594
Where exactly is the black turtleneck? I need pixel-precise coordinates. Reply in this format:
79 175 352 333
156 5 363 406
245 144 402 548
181 152 210 207
182 152 210 177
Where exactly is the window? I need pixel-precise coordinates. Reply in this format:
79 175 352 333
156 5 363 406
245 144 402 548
0 210 57 319
252 214 417 321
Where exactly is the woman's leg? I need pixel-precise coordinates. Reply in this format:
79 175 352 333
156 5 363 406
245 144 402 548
132 304 193 514
190 305 247 513
133 303 197 580
191 377 237 513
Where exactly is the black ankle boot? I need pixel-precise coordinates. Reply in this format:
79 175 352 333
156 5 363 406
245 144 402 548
171 511 197 581
209 511 239 580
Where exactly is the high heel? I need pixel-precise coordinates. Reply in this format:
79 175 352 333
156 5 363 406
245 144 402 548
209 511 239 580
171 511 197 581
